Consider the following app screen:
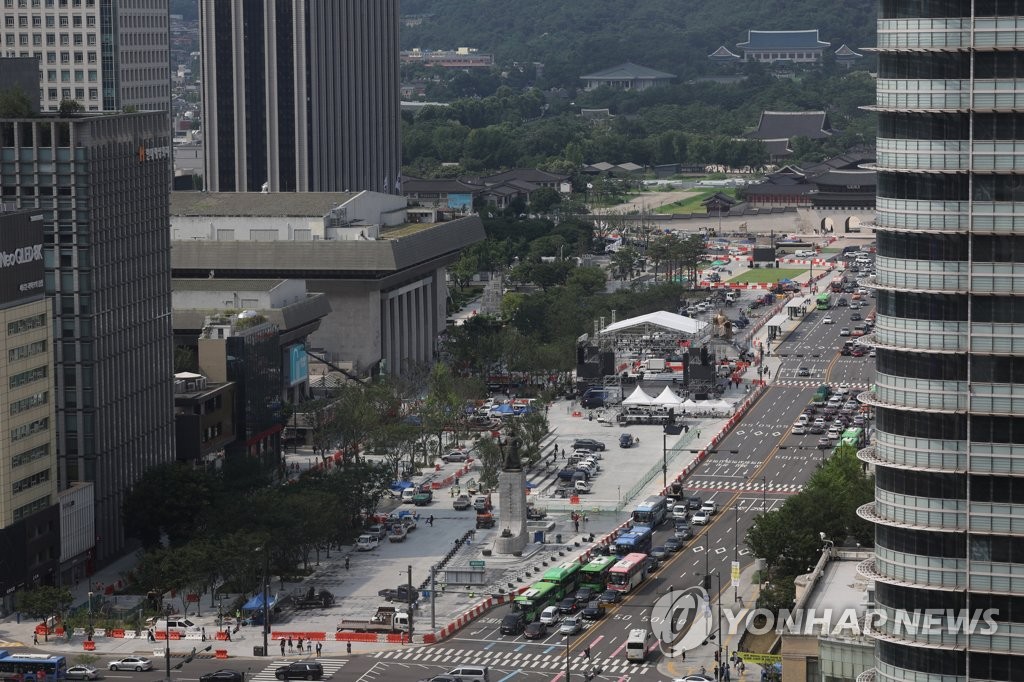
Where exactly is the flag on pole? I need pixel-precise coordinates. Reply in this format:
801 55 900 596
382 175 390 193
394 173 402 193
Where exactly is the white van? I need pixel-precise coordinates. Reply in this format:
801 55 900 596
356 534 379 551
153 616 201 636
626 628 654 662
447 665 490 681
401 487 416 503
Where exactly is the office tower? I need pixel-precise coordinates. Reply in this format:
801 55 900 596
0 208 59 603
0 112 175 563
0 0 170 113
861 2 1024 680
200 0 401 193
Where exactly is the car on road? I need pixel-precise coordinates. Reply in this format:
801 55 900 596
500 612 526 635
826 428 841 440
674 518 694 540
442 450 469 463
559 616 582 636
581 600 605 620
851 347 865 357
417 677 462 682
672 504 690 520
558 597 579 614
599 589 623 606
822 315 834 324
700 500 718 515
687 496 703 510
66 667 102 681
664 537 684 553
837 383 850 395
523 621 548 639
837 297 848 306
619 433 637 448
792 423 807 435
201 671 243 682
649 546 669 565
109 658 152 673
572 438 606 451
839 327 851 336
808 423 824 434
539 606 561 625
691 510 711 525
275 662 324 680
850 312 862 321
818 436 833 448
574 587 595 604
797 366 811 376
869 348 876 357
453 494 472 511
673 675 715 682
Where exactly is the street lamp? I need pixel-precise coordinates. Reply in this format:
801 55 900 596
564 629 573 682
761 476 767 513
701 568 724 679
253 545 270 656
662 432 667 489
164 603 173 682
733 503 739 603
87 590 93 641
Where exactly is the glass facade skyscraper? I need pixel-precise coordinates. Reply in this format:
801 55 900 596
860 1 1024 679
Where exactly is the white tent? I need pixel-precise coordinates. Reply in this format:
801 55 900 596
622 386 655 405
711 399 734 415
652 386 684 407
681 399 699 410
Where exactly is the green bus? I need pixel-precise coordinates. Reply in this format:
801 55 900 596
512 582 560 622
579 555 618 592
539 560 583 599
841 427 865 449
816 292 831 310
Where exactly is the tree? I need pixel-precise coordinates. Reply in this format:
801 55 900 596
0 87 34 118
122 463 218 548
420 363 463 459
530 187 562 213
16 585 72 639
58 99 84 114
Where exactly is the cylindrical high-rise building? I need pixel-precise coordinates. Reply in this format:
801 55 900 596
859 2 1024 680
200 0 401 193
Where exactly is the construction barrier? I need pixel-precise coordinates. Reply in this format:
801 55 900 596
83 641 95 651
215 650 228 659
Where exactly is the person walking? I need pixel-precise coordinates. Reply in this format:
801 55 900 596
574 518 580 533
306 641 312 654
287 637 293 653
345 556 350 570
32 632 38 646
315 641 322 657
280 637 286 656
296 637 303 653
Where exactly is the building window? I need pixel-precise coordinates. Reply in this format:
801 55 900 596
8 313 46 336
10 391 47 416
11 443 49 468
12 467 50 494
9 365 47 389
11 416 48 442
13 494 50 521
8 339 47 362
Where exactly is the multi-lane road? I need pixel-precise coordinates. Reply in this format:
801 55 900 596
350 294 877 681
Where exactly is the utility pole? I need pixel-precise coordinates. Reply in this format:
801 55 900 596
662 432 667 488
262 547 270 657
430 565 437 630
407 565 414 644
733 503 739 603
164 604 172 682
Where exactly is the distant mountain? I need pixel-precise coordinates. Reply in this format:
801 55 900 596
400 0 876 86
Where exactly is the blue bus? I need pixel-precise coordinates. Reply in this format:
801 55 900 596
614 527 654 556
632 495 670 528
0 651 67 682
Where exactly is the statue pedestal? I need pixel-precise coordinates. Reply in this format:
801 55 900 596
494 468 528 555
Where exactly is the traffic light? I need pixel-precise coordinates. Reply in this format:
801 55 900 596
703 574 712 590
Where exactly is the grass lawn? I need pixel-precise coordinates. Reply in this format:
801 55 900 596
728 268 806 284
654 188 738 214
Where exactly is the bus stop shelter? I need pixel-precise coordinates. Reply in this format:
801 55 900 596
786 297 808 319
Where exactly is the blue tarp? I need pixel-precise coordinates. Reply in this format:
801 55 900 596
390 480 413 492
493 404 515 415
241 594 278 611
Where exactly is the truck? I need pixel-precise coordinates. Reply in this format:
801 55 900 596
558 467 589 482
388 524 408 542
412 489 433 506
377 585 417 603
292 586 336 609
336 606 411 634
811 384 832 406
476 511 495 529
453 494 472 511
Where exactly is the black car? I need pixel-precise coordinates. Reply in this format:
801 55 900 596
500 612 526 635
797 367 810 377
523 621 548 639
574 587 595 604
598 589 622 605
572 438 606 451
850 313 862 321
581 600 605 620
557 596 579 614
674 520 694 540
275 662 323 681
201 671 243 682
649 546 669 566
687 496 703 510
664 537 684 553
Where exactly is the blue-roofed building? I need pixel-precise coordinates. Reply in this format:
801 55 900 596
736 29 830 64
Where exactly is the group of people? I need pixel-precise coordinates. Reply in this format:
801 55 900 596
279 636 323 656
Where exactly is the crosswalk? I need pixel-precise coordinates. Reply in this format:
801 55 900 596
772 380 870 390
687 479 804 494
373 646 650 676
249 658 349 682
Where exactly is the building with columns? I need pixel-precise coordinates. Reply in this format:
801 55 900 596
169 191 485 375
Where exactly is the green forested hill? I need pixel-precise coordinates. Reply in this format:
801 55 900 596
401 0 876 86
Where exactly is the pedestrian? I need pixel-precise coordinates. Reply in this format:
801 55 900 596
345 556 350 570
346 642 352 655
225 628 231 642
287 636 293 652
32 632 38 646
428 515 434 526
739 661 745 674
315 641 322 657
201 626 206 641
280 638 286 656
306 641 312 654
148 628 156 642
561 447 566 458
697 430 701 438
297 637 303 652
701 665 707 676
714 665 720 680
574 518 580 533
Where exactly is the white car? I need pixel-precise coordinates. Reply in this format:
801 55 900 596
822 316 834 324
539 605 561 625
700 500 718 515
672 504 690 519
559 616 582 636
109 658 152 672
66 666 102 681
792 424 807 435
691 510 711 525
837 384 850 395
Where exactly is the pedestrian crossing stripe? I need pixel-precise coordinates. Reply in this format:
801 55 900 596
772 380 870 390
372 648 648 674
247 658 348 682
686 480 804 493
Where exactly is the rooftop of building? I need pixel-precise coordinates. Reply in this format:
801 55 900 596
737 29 830 50
580 62 676 81
749 111 833 141
805 557 871 614
171 278 288 292
170 192 359 217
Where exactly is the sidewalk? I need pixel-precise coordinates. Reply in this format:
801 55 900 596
659 564 773 682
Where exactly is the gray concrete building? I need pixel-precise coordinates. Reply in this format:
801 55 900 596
200 0 401 193
169 191 485 375
0 112 175 564
0 0 170 112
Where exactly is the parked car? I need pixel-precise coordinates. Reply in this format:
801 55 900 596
109 658 153 673
572 438 606 451
275 662 324 680
442 450 469 463
619 433 637 448
66 667 102 681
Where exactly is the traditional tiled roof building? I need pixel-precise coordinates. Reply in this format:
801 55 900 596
747 111 834 160
737 29 830 63
580 62 676 91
